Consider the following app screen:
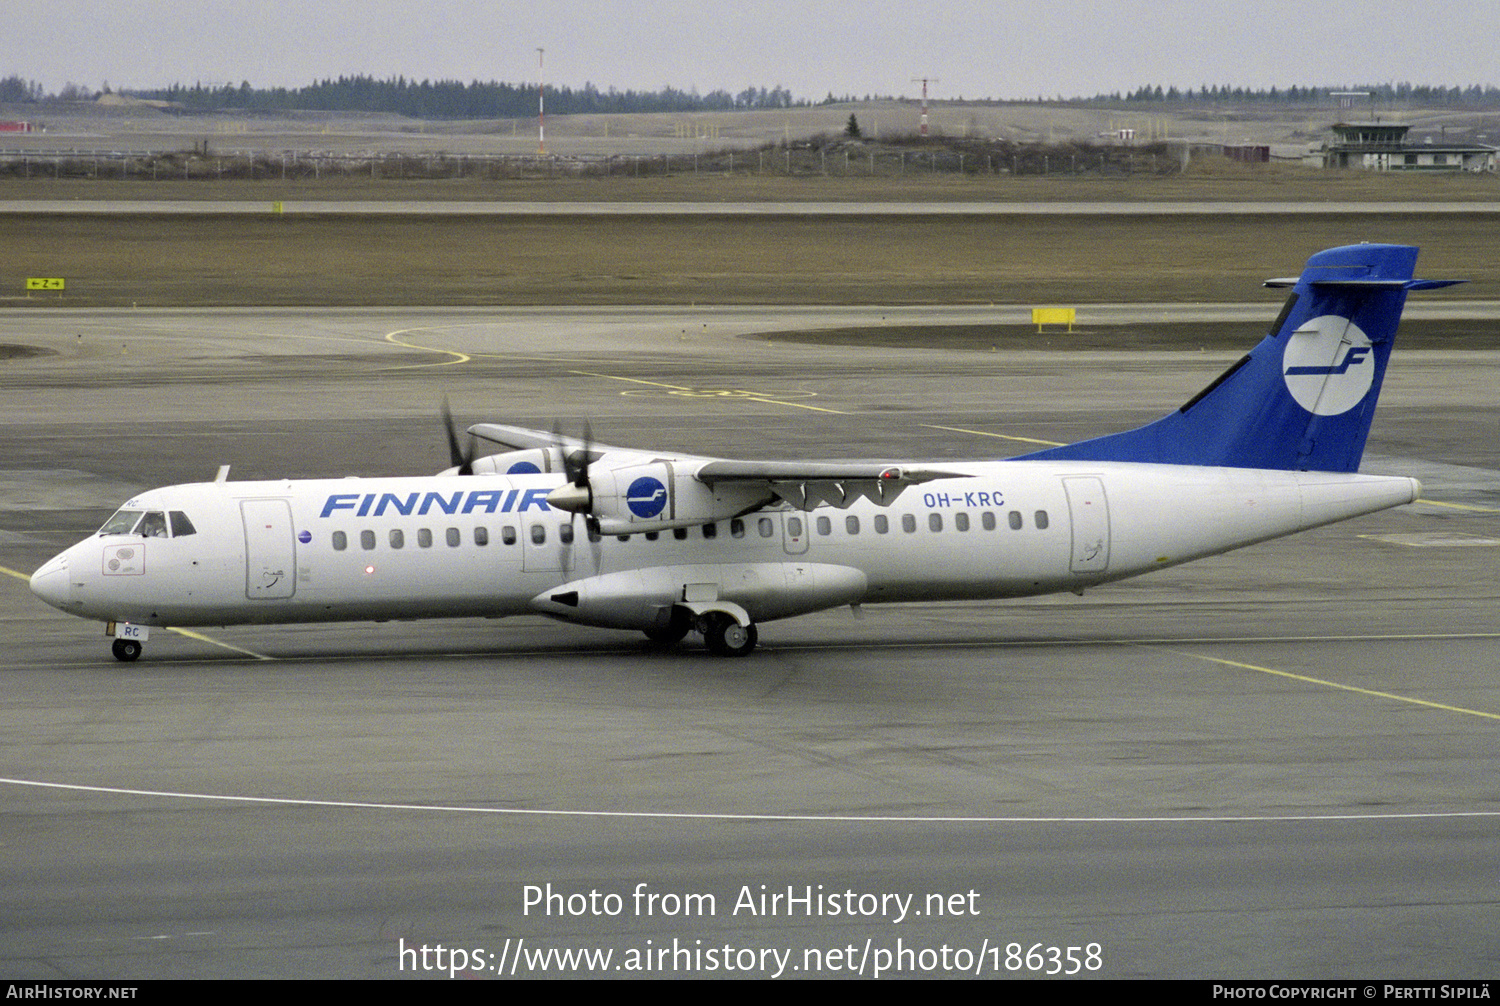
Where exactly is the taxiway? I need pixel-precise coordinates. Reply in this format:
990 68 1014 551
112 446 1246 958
1 306 1496 979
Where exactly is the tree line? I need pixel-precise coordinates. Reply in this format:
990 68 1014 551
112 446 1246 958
3 73 1498 116
1101 83 1500 107
0 74 809 117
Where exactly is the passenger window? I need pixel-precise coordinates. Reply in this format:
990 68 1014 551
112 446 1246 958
901 513 916 533
588 528 602 543
332 531 347 551
955 513 970 532
758 518 774 538
703 522 717 539
874 514 889 534
446 527 460 547
417 528 432 548
169 511 196 537
816 516 831 535
530 524 546 545
787 517 803 538
474 526 489 546
846 515 859 535
928 513 943 532
673 527 688 540
981 511 996 531
645 531 659 541
1009 511 1023 530
389 529 404 549
560 523 574 544
360 530 376 550
1035 510 1050 530
730 519 745 538
502 526 517 545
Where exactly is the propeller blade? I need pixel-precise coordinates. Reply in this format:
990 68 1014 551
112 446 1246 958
441 398 475 475
558 419 593 490
577 420 594 488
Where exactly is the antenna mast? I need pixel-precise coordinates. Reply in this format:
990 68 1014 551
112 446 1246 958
911 76 940 136
536 47 546 155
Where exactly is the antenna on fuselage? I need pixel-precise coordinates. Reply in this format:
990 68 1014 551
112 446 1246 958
214 465 231 483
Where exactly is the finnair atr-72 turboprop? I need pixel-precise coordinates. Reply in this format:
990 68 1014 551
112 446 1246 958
30 245 1459 660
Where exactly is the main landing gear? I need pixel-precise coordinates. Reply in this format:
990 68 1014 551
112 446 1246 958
640 607 758 657
702 613 757 657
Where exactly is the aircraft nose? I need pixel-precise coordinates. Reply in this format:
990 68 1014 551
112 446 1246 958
29 555 73 610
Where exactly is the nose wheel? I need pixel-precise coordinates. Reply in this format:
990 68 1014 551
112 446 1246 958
111 638 142 662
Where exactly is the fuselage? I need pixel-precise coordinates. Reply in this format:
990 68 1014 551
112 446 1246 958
29 462 1419 631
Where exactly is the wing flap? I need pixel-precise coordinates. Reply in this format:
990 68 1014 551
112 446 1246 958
698 461 970 511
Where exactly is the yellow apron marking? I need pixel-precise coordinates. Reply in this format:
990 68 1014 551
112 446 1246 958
383 328 471 368
570 370 849 414
1167 648 1500 722
922 424 1065 447
165 628 274 661
1414 498 1500 513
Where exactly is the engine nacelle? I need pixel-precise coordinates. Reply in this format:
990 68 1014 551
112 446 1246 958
462 448 565 477
586 462 769 535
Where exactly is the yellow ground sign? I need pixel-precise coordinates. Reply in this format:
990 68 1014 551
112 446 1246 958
26 278 65 291
1032 307 1075 331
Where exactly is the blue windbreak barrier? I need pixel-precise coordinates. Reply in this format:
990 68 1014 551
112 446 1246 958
1013 244 1460 473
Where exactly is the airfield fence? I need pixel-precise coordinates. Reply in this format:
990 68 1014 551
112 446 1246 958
0 138 1184 182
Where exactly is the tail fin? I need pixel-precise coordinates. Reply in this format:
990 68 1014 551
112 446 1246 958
1014 244 1461 473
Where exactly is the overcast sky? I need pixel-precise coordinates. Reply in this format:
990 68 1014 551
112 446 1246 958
16 1 1500 100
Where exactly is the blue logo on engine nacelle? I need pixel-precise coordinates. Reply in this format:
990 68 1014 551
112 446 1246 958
506 461 542 474
626 476 668 518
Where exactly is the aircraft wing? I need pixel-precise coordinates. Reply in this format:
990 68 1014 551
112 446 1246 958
466 422 970 515
468 423 645 457
695 460 970 509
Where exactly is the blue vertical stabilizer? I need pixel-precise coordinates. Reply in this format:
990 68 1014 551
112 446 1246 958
1013 244 1460 472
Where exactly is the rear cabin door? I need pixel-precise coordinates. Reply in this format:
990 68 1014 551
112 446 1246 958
1062 476 1110 575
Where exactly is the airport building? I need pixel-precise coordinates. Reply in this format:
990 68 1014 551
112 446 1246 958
1323 121 1496 172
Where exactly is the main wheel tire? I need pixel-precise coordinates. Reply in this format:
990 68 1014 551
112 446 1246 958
703 614 757 657
111 638 142 662
643 607 693 647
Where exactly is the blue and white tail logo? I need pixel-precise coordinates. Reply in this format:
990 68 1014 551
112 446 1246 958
1282 317 1374 416
1011 244 1463 473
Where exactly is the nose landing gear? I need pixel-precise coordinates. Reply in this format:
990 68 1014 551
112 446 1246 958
111 638 142 662
107 622 148 662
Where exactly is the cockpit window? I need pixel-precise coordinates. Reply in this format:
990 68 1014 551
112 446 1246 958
98 509 181 537
137 511 169 537
99 509 143 535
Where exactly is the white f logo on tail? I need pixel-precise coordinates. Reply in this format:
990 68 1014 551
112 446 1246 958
1282 316 1375 416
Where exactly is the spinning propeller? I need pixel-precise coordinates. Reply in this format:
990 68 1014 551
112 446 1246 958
545 419 597 520
546 420 604 562
441 398 476 476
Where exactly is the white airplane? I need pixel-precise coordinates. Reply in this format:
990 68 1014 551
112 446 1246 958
30 244 1458 661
